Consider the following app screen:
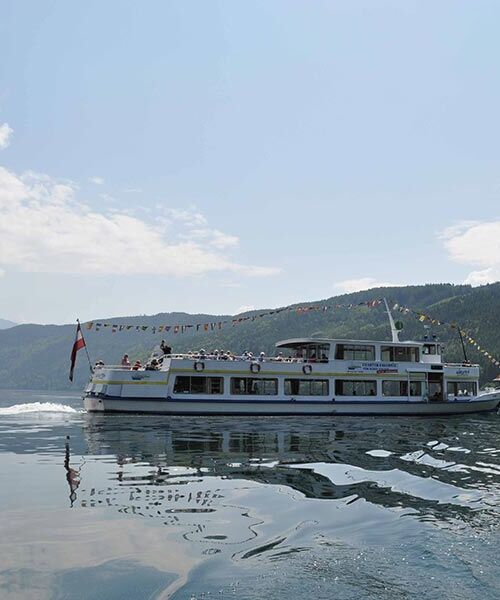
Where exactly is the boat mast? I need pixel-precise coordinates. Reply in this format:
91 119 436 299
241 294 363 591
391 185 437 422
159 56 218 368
383 298 400 342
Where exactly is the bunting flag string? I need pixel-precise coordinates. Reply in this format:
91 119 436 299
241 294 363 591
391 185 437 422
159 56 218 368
389 302 500 368
83 299 384 335
83 297 499 369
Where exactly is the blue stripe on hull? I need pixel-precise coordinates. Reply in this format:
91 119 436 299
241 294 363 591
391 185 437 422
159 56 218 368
84 394 499 416
90 394 433 405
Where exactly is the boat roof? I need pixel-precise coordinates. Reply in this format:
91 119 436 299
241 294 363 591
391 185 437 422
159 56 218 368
275 338 429 348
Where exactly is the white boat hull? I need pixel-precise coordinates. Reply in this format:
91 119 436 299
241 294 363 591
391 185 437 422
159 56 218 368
83 392 500 416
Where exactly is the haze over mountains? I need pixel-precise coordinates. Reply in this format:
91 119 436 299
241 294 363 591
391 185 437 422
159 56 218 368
0 319 16 330
0 283 499 391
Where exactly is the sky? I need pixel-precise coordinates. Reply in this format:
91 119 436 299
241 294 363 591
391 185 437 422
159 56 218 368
0 0 499 324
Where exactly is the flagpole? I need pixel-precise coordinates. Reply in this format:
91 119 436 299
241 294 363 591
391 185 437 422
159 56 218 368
457 327 469 364
77 319 93 373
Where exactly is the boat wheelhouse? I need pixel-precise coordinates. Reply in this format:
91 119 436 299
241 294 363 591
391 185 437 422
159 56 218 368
83 335 500 416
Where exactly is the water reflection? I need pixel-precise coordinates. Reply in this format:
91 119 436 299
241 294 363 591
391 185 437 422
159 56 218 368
1 399 499 599
78 414 500 533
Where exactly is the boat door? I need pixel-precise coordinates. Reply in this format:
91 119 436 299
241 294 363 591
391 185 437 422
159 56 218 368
428 372 444 402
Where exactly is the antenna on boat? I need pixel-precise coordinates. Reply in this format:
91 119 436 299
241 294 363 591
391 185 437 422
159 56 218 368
383 298 400 342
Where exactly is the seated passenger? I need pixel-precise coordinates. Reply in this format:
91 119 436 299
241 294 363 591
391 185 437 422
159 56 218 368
121 354 131 368
132 360 141 370
146 358 160 371
275 352 284 361
258 352 266 363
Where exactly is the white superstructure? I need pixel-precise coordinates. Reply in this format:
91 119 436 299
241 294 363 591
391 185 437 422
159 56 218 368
83 336 500 415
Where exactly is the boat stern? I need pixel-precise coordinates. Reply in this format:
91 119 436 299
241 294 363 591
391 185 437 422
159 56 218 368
83 395 105 412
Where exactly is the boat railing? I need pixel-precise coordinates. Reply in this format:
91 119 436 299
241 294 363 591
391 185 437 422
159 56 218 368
94 355 480 371
93 354 325 371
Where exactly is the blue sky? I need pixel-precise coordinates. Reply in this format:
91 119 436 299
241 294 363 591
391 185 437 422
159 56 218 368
0 0 499 324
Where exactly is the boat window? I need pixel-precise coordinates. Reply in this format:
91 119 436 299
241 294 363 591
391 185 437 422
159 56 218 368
423 344 437 355
382 380 422 396
335 380 377 396
335 344 375 361
284 379 329 396
446 381 477 396
380 346 420 362
173 376 223 394
230 377 278 395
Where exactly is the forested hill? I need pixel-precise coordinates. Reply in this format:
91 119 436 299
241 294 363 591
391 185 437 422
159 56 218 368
0 283 499 390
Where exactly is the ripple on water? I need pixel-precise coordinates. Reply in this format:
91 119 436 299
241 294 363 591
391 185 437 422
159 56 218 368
0 391 498 600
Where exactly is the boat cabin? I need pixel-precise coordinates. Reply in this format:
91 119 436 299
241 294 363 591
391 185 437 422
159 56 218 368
275 338 442 364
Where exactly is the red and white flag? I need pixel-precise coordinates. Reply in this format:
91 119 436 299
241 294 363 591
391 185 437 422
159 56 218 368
69 322 86 382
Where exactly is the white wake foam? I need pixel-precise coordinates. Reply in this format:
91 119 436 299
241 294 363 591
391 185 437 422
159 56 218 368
0 402 80 415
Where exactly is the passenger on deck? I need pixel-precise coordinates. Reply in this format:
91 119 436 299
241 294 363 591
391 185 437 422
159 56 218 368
275 352 284 361
146 358 159 371
121 354 131 368
160 340 172 355
132 360 141 370
259 352 266 363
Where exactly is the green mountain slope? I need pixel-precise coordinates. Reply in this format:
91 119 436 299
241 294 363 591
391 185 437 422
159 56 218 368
0 283 498 390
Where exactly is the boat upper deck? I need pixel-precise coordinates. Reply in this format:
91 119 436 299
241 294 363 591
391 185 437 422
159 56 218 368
94 335 479 377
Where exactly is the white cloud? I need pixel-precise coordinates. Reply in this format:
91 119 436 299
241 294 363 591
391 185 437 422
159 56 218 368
99 192 116 203
158 208 239 249
89 176 104 185
236 305 255 314
0 123 13 149
221 282 243 289
0 165 280 278
441 220 500 286
334 277 401 294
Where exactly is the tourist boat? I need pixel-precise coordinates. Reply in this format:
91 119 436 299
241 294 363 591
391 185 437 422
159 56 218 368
83 304 500 415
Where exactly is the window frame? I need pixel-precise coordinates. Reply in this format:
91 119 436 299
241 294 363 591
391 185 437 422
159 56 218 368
382 380 422 397
173 375 224 395
334 379 377 396
230 377 278 396
284 378 329 396
380 346 420 362
446 381 477 397
335 343 375 361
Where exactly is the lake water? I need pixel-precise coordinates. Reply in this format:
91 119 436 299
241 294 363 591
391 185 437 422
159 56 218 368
0 389 499 599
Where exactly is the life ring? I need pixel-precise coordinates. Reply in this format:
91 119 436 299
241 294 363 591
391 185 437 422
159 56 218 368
250 362 261 374
194 361 205 371
302 364 312 375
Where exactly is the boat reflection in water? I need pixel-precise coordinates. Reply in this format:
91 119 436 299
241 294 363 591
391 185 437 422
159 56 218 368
78 414 499 553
